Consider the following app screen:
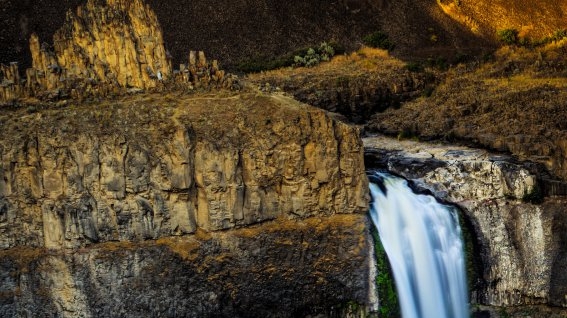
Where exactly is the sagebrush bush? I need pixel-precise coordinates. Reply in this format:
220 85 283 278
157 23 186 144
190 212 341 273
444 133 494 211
363 31 395 50
497 29 519 45
293 42 336 67
235 42 341 73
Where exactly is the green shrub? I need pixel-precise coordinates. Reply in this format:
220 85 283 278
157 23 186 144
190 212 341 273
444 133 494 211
551 29 567 42
293 42 336 67
421 86 435 97
363 31 395 50
373 231 400 318
497 29 519 45
405 62 424 73
397 127 419 141
540 29 567 45
235 42 340 73
294 48 320 67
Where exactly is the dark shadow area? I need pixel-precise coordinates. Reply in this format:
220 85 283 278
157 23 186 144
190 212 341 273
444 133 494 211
458 206 489 304
0 0 84 68
549 206 567 306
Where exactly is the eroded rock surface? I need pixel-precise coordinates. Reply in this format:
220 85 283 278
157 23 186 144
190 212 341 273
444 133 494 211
0 0 237 103
0 92 370 316
0 215 372 318
365 135 567 310
0 93 368 248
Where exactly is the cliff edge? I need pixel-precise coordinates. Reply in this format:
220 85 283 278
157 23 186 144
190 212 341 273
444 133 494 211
0 91 371 316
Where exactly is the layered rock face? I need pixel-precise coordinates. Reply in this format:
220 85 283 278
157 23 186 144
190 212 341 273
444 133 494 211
365 136 567 311
0 92 368 247
0 215 371 318
0 92 371 316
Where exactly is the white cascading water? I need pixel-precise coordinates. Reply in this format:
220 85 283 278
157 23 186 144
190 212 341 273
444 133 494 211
368 171 469 318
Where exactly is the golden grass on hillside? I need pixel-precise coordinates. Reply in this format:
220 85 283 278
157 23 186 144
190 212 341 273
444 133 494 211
368 43 567 177
248 47 405 81
440 0 567 40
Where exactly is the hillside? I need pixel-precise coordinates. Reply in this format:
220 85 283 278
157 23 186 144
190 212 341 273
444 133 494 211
0 0 487 70
250 38 567 188
3 0 567 71
438 0 567 40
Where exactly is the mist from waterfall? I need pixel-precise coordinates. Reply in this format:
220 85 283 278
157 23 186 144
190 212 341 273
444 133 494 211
369 171 469 318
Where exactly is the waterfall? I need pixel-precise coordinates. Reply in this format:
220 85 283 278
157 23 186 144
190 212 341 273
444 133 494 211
369 171 469 318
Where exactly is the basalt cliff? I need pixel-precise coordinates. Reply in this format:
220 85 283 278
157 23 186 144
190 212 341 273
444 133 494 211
0 91 371 317
0 1 372 317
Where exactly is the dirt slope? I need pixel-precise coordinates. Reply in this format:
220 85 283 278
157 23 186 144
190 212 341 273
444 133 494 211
0 0 488 70
2 0 566 70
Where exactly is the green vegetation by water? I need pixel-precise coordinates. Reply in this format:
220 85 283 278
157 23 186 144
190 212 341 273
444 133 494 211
456 207 484 298
372 230 401 318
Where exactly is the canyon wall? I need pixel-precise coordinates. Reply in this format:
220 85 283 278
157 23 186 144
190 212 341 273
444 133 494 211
365 136 567 312
0 92 371 316
1 1 372 316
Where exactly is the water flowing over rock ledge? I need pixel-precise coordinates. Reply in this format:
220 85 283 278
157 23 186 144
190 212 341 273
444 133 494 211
364 135 567 311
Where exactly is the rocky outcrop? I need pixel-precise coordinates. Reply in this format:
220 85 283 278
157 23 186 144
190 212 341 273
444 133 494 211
0 215 372 318
365 135 567 312
0 0 237 104
0 92 368 247
250 48 431 124
0 63 23 102
39 0 170 90
0 92 371 316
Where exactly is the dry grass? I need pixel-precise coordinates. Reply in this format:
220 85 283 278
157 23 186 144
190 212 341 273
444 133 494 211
441 0 567 40
247 47 429 123
368 42 567 177
231 214 365 238
156 237 202 261
248 47 404 82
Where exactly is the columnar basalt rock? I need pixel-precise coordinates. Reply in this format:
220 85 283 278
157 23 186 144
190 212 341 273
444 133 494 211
0 93 371 316
0 63 23 101
0 215 373 318
54 0 171 89
0 93 369 248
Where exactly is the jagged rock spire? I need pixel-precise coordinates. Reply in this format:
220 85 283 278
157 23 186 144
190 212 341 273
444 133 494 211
45 0 171 89
0 0 237 103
